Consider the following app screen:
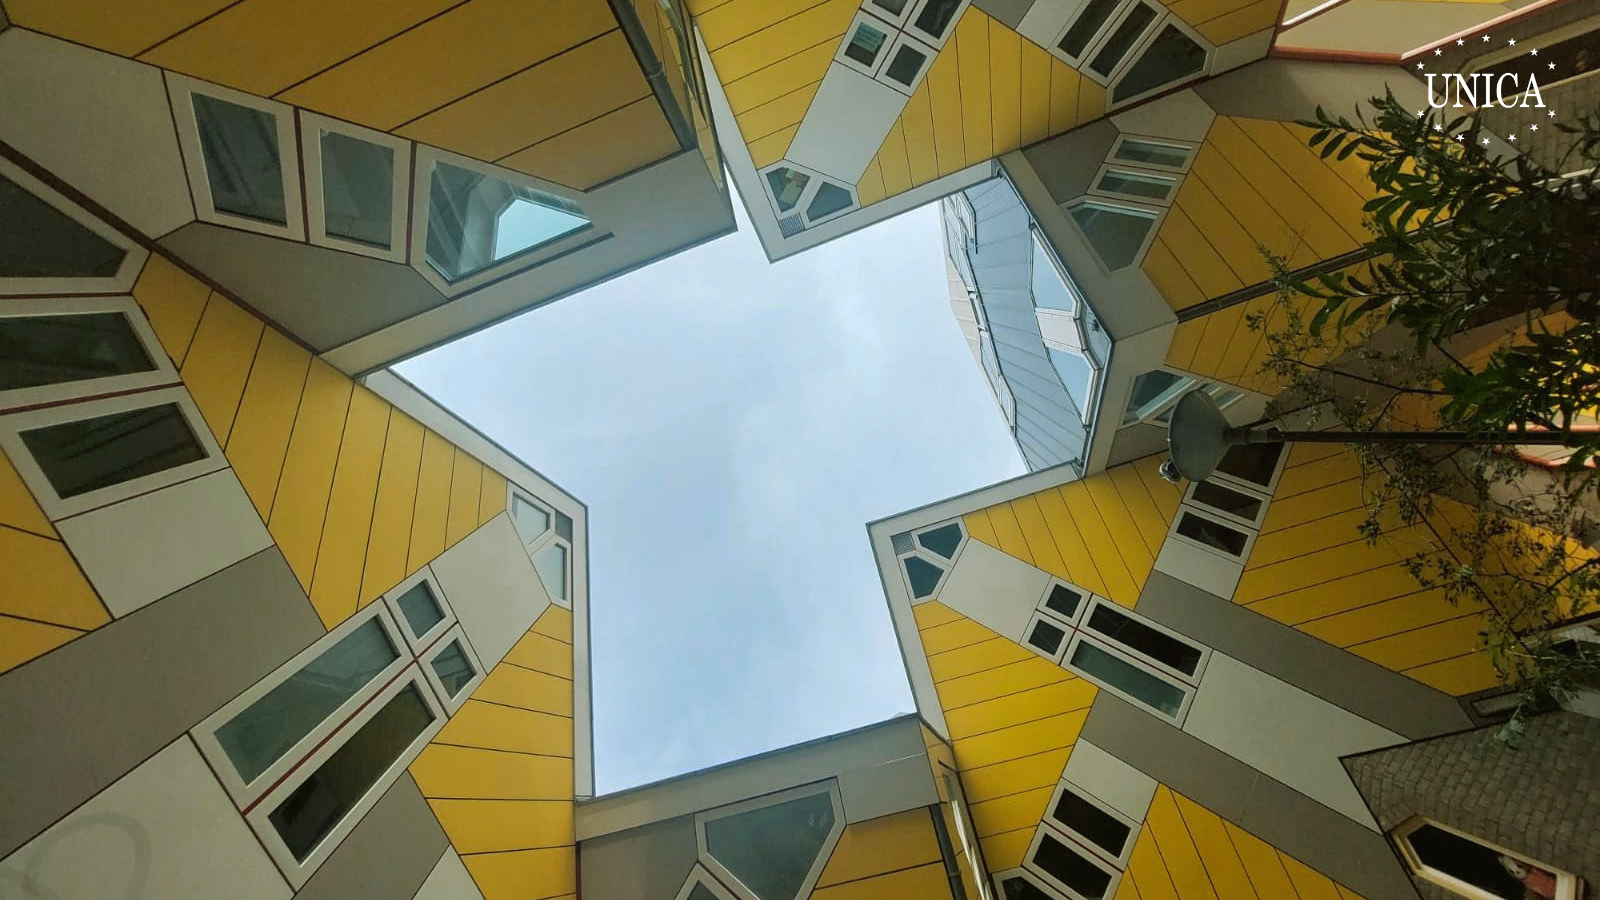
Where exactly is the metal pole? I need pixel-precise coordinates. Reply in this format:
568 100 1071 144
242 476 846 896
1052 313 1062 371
1225 427 1583 446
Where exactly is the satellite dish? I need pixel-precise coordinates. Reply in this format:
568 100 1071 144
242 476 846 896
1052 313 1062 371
1166 389 1232 482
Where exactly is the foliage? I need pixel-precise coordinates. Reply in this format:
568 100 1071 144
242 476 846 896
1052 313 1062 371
1246 90 1600 737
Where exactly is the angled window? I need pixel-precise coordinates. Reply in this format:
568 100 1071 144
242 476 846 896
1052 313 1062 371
904 555 945 599
1123 370 1192 424
1211 441 1286 492
421 625 486 715
997 870 1064 900
1188 479 1267 528
676 865 743 900
869 0 914 23
1046 782 1137 866
697 783 845 900
1026 612 1070 661
302 114 410 262
1092 167 1177 204
759 162 858 232
170 77 305 240
534 540 570 601
1083 600 1206 681
0 298 176 411
908 0 969 45
1111 22 1208 105
838 11 894 76
1047 348 1095 421
509 487 575 606
766 167 811 214
555 509 574 541
917 521 964 560
1173 508 1251 559
1066 635 1191 720
1027 828 1119 900
807 182 855 223
423 159 588 285
0 161 146 296
1056 0 1121 60
1111 137 1193 171
881 35 934 92
1087 1 1158 79
1393 817 1582 900
1044 583 1086 622
512 492 553 544
383 568 458 653
1068 200 1159 271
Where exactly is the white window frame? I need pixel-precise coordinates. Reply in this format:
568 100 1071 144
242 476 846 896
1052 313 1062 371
1168 504 1258 563
1207 438 1289 495
674 864 742 900
836 9 897 78
0 296 179 412
1080 596 1211 685
1049 0 1143 75
1040 580 1091 627
1392 816 1583 900
419 623 488 715
1123 371 1252 428
914 517 968 562
903 0 972 47
382 565 458 655
898 518 966 602
1081 0 1163 85
1065 196 1165 273
1025 824 1124 900
1043 779 1141 868
167 73 306 242
1089 163 1180 206
1024 609 1073 663
190 601 411 807
878 30 939 95
0 386 226 520
0 157 149 297
246 665 446 888
1183 476 1271 530
757 161 859 228
299 112 411 263
509 486 556 547
695 781 847 900
508 485 575 606
410 146 596 298
864 0 916 29
1105 14 1213 110
1064 630 1198 724
995 867 1073 900
531 536 574 607
1108 135 1196 174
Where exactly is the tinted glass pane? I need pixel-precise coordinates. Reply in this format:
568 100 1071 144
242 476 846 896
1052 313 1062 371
512 495 551 544
0 313 154 391
269 684 434 861
766 168 810 212
1059 0 1119 58
396 580 445 637
917 523 962 559
904 556 944 598
426 161 588 282
1045 584 1083 619
192 94 287 225
912 0 962 39
688 885 722 900
1089 2 1157 77
1070 203 1155 270
1176 511 1247 556
807 183 853 221
1053 787 1132 858
845 21 888 66
1028 619 1066 655
21 403 205 499
319 131 394 249
1034 832 1113 899
1001 876 1055 900
1215 442 1284 488
1088 604 1202 676
0 174 125 278
1112 24 1207 103
1124 369 1187 422
1115 139 1190 169
1098 169 1175 199
1407 825 1526 900
704 792 835 900
1070 641 1185 716
1048 348 1093 417
885 43 928 85
872 0 910 14
535 541 569 600
216 617 399 784
430 640 476 698
1030 232 1080 313
1191 481 1263 522
555 510 574 541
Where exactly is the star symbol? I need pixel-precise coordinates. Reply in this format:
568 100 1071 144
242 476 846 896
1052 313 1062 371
1457 38 1465 46
1508 38 1516 45
1482 137 1491 145
1531 124 1539 132
1434 124 1443 132
1549 62 1556 69
1417 109 1427 117
1435 48 1443 56
1482 34 1491 42
1510 133 1518 141
1531 48 1539 55
1455 134 1465 141
1549 110 1557 117
1416 61 1425 69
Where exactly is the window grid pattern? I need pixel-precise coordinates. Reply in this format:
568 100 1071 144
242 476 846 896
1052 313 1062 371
897 519 968 601
1167 444 1282 563
509 487 576 607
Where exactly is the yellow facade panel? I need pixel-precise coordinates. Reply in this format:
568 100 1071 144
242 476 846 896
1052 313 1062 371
1115 874 1144 900
1106 463 1168 559
810 862 952 900
1157 205 1244 300
987 24 1023 155
473 663 573 717
1047 60 1084 137
2 0 234 57
132 255 210 367
749 124 801 169
963 508 999 550
1083 476 1155 589
268 359 354 593
1018 41 1053 147
1348 614 1489 672
945 677 1097 739
922 617 1002 656
1196 0 1279 45
710 0 857 84
504 631 575 679
857 158 887 206
1297 588 1469 648
1032 486 1110 597
1142 238 1207 314
1208 117 1356 261
982 501 1034 568
1403 651 1499 696
1144 788 1219 900
875 120 914 196
428 799 574 854
436 700 574 757
1242 526 1433 602
952 708 1087 769
461 847 576 900
980 826 1035 871
971 785 1054 837
929 636 1035 683
500 97 680 191
1282 855 1345 900
1076 76 1107 128
1059 482 1140 605
914 600 964 631
696 0 830 50
1224 819 1298 900
0 526 109 630
406 429 455 575
1250 508 1371 568
399 32 650 163
926 43 967 177
1244 561 1434 624
1190 144 1316 271
1234 118 1370 245
1163 317 1206 372
959 746 1072 806
411 743 574 800
735 81 822 144
227 328 311 518
307 387 390 629
1170 792 1260 900
140 0 457 97
279 0 618 132
478 467 508 526
180 296 263 445
1167 0 1250 26
1210 295 1274 385
934 657 1072 712
1173 174 1274 287
533 605 573 643
1132 454 1183 523
0 452 53 539
1274 447 1363 499
445 450 483 549
1009 494 1071 579
724 38 836 113
0 614 83 675
1259 478 1364 533
360 412 424 601
1127 827 1180 900
815 809 942 888
900 80 941 186
1185 305 1249 385
956 12 993 166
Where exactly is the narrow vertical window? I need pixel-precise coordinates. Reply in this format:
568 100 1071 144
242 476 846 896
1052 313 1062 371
192 94 289 226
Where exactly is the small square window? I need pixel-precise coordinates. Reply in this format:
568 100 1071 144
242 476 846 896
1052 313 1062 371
395 579 446 638
1044 583 1084 621
555 510 574 541
535 541 569 601
884 41 930 88
512 493 551 544
910 0 964 43
191 93 289 226
1175 509 1249 558
1213 441 1285 490
429 640 476 699
1190 480 1265 527
317 130 395 250
845 20 890 68
1028 618 1068 657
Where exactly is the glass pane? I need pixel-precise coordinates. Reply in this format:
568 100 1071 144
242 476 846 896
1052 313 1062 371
1052 787 1132 858
1407 824 1530 900
396 580 445 637
319 131 394 249
1070 640 1185 716
0 174 125 278
535 541 568 600
0 313 154 391
1115 139 1190 169
912 0 963 40
1001 876 1055 900
1097 169 1175 200
806 183 853 221
425 161 587 283
1045 584 1083 619
845 20 888 67
1034 831 1113 899
1176 511 1247 556
555 510 574 541
1215 442 1284 488
872 0 910 14
268 683 434 861
215 617 399 784
903 556 943 598
1089 2 1157 78
885 43 928 85
916 523 962 559
704 791 836 900
1048 348 1094 418
1028 619 1066 656
1059 0 1120 58
688 885 722 900
192 94 287 225
766 168 810 213
1191 480 1263 522
430 640 476 698
1070 202 1156 270
1112 24 1207 103
1124 370 1189 423
20 403 205 499
1086 604 1202 677
511 495 550 544
1030 232 1081 313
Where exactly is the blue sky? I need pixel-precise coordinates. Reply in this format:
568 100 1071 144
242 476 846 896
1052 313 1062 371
399 194 1024 794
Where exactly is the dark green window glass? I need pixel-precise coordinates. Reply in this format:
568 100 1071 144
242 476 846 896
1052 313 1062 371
430 640 476 698
1086 604 1202 676
1045 584 1083 620
1051 787 1132 858
1112 24 1207 103
396 580 446 637
806 183 853 221
1001 875 1055 900
1191 481 1263 522
319 131 394 249
1070 202 1155 270
1089 2 1157 78
885 44 928 86
1069 641 1185 716
192 94 288 225
1215 442 1283 488
845 21 888 67
0 313 154 391
21 403 205 499
916 523 962 560
903 556 944 598
1033 831 1113 899
1176 511 1247 557
912 0 962 40
705 791 836 900
1058 0 1119 58
0 173 126 278
1028 619 1067 656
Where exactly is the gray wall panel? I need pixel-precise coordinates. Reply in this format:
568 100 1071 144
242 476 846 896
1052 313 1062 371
1021 119 1120 203
294 774 447 900
579 814 699 900
972 0 1035 30
0 548 323 858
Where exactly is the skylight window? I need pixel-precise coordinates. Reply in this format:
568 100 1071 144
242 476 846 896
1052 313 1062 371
424 160 588 284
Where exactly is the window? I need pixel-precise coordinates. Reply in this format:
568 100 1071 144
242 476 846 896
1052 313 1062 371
767 167 811 214
1046 1 1209 100
895 519 965 600
1393 818 1582 900
1092 167 1177 204
996 870 1063 900
696 783 846 900
839 11 894 75
169 77 304 240
421 158 589 285
512 493 552 544
882 35 933 90
1110 137 1192 171
1068 200 1158 271
1084 602 1205 680
908 0 966 43
509 487 576 607
1088 2 1157 79
302 114 409 262
1026 828 1119 900
383 568 457 653
1026 612 1071 660
1044 584 1085 620
905 555 945 599
0 298 177 410
1211 441 1286 492
1068 638 1188 718
759 163 858 230
1188 479 1266 528
0 387 225 519
1121 370 1248 428
1056 0 1121 60
675 865 742 900
1046 783 1136 866
917 522 963 559
1173 508 1251 559
1111 22 1208 104
420 626 486 715
0 159 145 296
807 182 855 221
534 541 569 601
835 0 953 95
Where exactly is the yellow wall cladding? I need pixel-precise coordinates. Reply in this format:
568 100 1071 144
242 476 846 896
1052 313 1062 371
913 601 1097 871
810 808 951 900
129 256 509 630
961 455 1183 607
1239 443 1498 696
1126 786 1374 900
414 605 576 900
1166 0 1281 45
